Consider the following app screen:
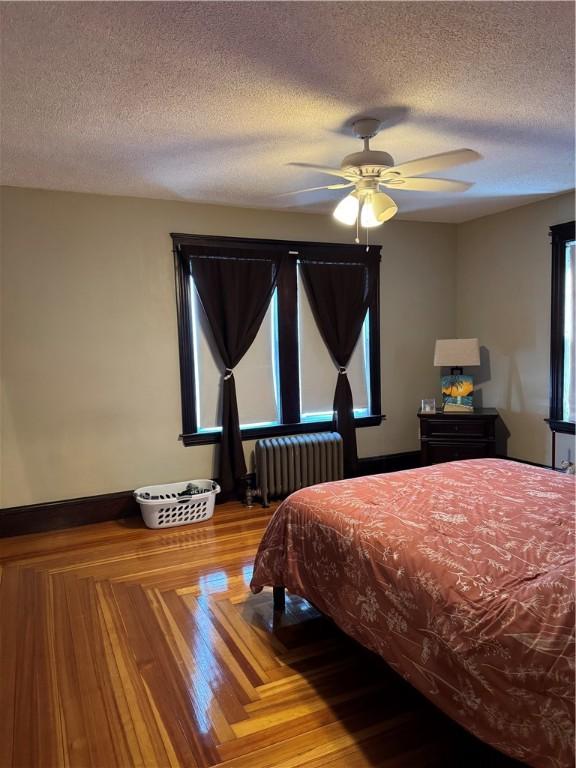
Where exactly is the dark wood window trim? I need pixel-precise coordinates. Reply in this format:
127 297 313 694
171 233 384 446
545 418 575 436
548 221 575 435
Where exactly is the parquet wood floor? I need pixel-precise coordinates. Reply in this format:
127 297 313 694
0 502 524 767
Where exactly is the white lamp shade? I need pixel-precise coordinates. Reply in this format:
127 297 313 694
371 191 398 223
434 338 480 367
333 193 359 225
333 190 399 227
360 197 382 228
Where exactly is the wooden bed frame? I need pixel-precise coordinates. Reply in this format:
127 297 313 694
273 585 285 611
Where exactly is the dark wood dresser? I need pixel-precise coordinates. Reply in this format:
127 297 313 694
418 407 498 466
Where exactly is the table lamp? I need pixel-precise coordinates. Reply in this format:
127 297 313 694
434 338 480 412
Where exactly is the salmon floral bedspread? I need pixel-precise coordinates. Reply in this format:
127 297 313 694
251 459 575 767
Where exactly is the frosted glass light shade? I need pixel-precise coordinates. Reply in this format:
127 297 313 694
333 193 359 225
372 192 398 223
333 190 398 227
434 338 480 367
360 197 382 228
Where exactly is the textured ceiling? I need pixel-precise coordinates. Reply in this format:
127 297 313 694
1 1 574 222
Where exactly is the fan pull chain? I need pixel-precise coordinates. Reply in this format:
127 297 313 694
355 213 360 244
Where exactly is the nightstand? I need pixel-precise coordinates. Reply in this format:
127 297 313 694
418 407 498 466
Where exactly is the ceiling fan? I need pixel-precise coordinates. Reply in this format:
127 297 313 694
284 117 481 234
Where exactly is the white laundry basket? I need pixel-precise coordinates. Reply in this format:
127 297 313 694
134 479 220 529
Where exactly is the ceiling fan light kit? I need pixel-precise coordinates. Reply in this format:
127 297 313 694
287 116 481 241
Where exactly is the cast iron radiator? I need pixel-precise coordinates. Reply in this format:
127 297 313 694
254 432 344 507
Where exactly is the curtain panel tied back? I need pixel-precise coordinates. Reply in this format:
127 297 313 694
189 251 284 492
300 260 377 476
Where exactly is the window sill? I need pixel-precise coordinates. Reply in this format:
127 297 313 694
180 414 385 446
545 418 575 435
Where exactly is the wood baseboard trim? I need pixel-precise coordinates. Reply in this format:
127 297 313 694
1 450 422 538
356 450 420 476
0 490 140 538
497 454 551 470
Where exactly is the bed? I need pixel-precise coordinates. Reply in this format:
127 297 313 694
250 458 575 768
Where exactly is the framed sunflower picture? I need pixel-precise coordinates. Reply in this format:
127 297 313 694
441 374 474 412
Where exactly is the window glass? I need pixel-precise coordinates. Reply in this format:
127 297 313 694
191 282 280 431
297 266 370 422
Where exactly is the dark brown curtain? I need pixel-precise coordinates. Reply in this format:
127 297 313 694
300 260 376 476
191 254 282 493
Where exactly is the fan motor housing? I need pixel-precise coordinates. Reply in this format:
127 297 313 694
341 150 394 174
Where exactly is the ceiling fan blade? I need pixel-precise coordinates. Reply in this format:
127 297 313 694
380 177 472 193
389 149 481 178
287 162 357 180
276 182 354 197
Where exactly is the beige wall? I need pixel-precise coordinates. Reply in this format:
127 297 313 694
456 191 575 466
0 186 456 506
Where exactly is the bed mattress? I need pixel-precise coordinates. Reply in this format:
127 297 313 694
251 459 575 767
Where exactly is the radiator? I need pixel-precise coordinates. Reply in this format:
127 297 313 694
255 432 344 507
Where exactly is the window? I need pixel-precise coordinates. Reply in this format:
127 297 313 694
297 265 371 422
172 234 383 445
191 282 281 432
548 221 575 434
